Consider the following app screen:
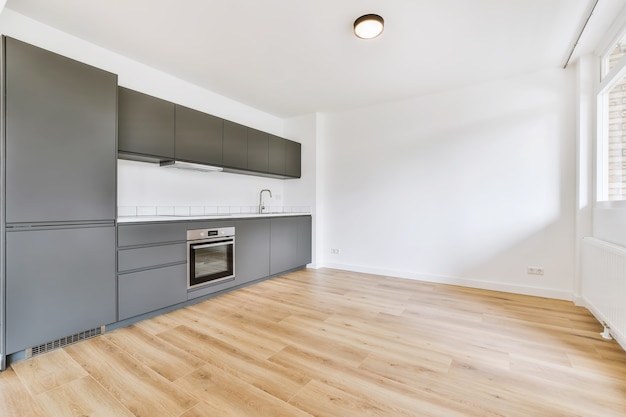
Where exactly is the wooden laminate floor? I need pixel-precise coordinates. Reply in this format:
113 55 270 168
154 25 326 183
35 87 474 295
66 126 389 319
2 268 626 416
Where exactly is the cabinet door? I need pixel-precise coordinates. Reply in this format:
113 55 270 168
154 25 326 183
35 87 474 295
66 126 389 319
268 135 286 175
223 120 248 169
235 219 270 284
5 37 117 223
5 226 116 354
296 216 312 266
270 216 312 275
118 222 187 248
118 87 175 159
118 264 187 320
270 217 299 275
247 128 269 173
175 105 223 166
285 140 302 178
118 243 186 272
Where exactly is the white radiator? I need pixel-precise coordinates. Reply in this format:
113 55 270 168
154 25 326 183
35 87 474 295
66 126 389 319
582 237 626 349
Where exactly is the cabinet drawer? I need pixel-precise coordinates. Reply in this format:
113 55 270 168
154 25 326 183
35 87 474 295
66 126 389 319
118 222 186 247
118 243 186 272
118 264 187 320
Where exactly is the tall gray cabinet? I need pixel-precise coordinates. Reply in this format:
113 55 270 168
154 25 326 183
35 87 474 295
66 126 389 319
1 37 118 367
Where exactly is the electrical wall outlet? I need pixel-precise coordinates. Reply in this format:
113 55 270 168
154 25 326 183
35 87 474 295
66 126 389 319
330 248 341 254
527 266 544 275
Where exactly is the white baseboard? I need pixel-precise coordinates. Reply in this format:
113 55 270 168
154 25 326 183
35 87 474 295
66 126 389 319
320 262 573 301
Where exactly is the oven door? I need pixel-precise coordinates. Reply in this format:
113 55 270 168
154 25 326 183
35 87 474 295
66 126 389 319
188 238 235 289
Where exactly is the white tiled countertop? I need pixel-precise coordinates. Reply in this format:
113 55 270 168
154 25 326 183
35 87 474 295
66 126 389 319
117 205 311 223
117 212 311 223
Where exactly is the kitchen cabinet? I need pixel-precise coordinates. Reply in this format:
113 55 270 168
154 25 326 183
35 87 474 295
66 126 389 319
285 140 302 178
116 215 310 324
5 226 116 354
117 222 187 320
118 265 187 320
5 37 117 223
222 120 248 170
3 37 117 358
247 128 269 173
268 135 286 175
118 222 187 247
270 216 312 275
116 87 301 178
175 105 223 166
118 243 186 272
235 219 271 285
118 87 175 161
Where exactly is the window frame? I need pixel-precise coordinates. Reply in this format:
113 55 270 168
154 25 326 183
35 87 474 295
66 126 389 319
596 32 626 206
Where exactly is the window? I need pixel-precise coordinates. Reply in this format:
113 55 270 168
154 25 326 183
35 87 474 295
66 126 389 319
598 32 626 202
602 31 626 78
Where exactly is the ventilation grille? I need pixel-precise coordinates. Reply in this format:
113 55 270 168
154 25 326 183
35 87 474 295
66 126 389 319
25 325 105 359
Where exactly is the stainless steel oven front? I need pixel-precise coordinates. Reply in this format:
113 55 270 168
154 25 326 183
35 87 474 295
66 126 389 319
187 227 235 289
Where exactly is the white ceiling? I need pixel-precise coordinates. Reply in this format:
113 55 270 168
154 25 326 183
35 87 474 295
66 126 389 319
5 0 626 117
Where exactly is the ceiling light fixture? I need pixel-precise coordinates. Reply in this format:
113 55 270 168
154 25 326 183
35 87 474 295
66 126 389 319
354 14 384 39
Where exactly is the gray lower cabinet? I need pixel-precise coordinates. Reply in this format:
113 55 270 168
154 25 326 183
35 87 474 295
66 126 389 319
115 216 310 322
118 243 186 273
118 222 187 247
5 226 116 354
296 216 313 267
270 216 312 275
235 219 270 285
118 264 187 321
117 222 188 320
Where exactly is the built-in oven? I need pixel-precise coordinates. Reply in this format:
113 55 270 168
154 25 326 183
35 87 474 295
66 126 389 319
187 227 235 289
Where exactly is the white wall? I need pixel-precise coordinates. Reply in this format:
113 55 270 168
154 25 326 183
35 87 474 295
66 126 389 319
319 68 577 299
117 160 285 212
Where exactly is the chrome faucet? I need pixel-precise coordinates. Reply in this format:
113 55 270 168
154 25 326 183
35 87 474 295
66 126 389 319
259 189 272 214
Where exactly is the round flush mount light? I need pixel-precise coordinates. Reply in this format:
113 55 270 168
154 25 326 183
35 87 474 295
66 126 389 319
354 14 384 39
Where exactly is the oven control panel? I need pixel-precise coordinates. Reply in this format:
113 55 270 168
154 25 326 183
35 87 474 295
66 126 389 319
187 227 235 241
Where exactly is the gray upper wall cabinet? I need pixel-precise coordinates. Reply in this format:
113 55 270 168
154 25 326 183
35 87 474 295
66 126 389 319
222 120 248 170
268 135 286 175
247 128 269 173
175 105 223 166
117 86 301 178
118 87 175 161
5 37 117 223
285 140 302 178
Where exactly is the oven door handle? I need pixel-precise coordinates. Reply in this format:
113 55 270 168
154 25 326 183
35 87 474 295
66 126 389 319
191 240 234 250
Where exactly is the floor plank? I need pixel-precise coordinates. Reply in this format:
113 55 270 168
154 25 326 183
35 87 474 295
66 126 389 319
34 376 135 417
65 337 198 417
11 348 87 396
0 368 47 417
103 324 206 382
